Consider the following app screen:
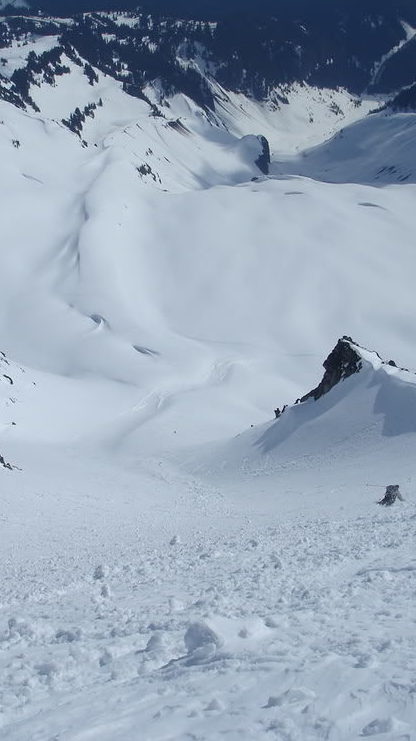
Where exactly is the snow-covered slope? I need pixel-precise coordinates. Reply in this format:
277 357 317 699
208 81 375 155
0 40 415 440
1 338 416 741
1 16 416 741
2 111 416 451
0 30 375 167
197 338 416 483
274 110 416 184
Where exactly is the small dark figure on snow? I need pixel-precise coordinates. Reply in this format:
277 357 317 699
274 405 287 419
378 484 403 506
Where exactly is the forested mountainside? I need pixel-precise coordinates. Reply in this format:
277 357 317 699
1 0 416 108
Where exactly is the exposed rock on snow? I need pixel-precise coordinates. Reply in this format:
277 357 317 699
203 336 416 467
274 335 415 421
255 135 270 175
299 336 363 403
272 335 363 416
0 452 13 469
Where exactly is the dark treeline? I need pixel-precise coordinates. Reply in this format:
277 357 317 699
15 0 416 24
2 0 416 102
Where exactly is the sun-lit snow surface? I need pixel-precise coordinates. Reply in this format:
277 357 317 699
1 347 416 740
274 110 416 184
1 33 416 741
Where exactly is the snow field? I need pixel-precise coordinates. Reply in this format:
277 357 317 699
2 95 416 450
1 491 415 740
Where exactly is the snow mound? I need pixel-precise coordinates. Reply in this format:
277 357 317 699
184 621 222 654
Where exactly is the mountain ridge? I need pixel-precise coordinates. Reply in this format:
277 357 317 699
2 1 416 107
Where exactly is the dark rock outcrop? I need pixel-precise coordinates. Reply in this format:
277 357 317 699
255 135 270 175
299 336 363 403
0 453 13 470
273 336 365 419
272 336 413 422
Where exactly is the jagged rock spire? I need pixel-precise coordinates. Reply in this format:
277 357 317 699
299 336 363 403
273 336 365 419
